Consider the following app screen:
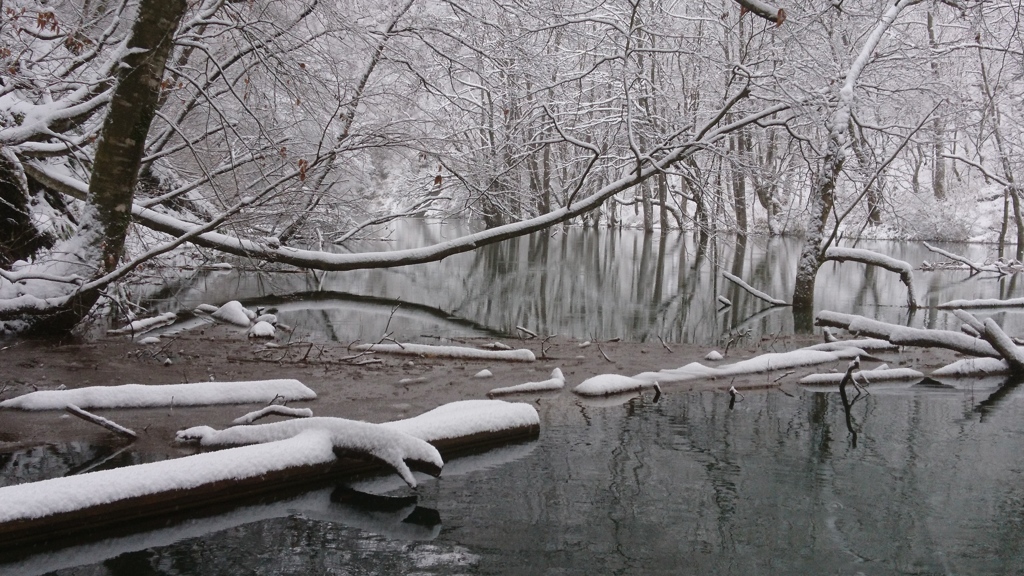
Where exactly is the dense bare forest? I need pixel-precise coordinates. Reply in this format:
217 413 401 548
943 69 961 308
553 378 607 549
0 0 1021 331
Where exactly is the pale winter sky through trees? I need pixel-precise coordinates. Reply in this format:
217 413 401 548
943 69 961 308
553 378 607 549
0 0 1020 331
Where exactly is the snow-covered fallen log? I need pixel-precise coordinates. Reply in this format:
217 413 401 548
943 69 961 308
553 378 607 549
488 368 564 396
573 374 662 397
824 247 917 309
629 346 867 386
0 380 317 410
937 296 1024 309
931 357 1012 378
177 419 444 487
351 342 536 362
815 310 1001 358
804 338 899 352
107 312 178 335
798 367 924 386
0 400 539 548
231 405 314 425
922 242 991 274
5 443 540 576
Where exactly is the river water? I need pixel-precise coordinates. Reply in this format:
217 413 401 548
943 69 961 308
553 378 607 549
6 385 1024 575
5 225 1024 574
140 220 1024 345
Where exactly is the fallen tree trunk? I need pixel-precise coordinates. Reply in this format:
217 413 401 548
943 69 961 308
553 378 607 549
0 401 539 549
815 310 1001 358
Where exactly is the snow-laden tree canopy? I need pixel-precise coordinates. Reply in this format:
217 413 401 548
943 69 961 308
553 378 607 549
0 0 1018 332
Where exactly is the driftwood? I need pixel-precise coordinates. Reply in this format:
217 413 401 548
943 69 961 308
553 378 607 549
923 242 988 275
951 309 1024 372
64 405 137 439
815 310 1001 358
721 271 788 306
0 420 538 549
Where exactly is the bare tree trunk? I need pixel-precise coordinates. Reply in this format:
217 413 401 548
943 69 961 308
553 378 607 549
730 132 748 235
792 0 920 315
928 10 946 201
34 0 188 332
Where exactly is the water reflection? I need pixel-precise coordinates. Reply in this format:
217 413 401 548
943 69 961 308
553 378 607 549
9 386 1024 574
138 221 1024 345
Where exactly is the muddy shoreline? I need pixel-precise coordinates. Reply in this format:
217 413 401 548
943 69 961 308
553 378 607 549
0 324 965 464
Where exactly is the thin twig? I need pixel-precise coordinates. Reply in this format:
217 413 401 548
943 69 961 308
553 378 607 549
516 325 538 339
657 335 673 353
596 342 613 363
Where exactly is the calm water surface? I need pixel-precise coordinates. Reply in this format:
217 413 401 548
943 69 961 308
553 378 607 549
138 221 1024 345
7 225 1024 574
6 383 1024 575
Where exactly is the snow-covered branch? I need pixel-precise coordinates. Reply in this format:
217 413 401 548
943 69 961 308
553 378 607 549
824 247 917 309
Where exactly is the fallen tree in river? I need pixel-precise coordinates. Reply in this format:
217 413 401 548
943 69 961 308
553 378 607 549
0 399 539 549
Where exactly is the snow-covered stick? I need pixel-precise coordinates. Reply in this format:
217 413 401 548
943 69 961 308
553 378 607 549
351 342 535 362
824 247 917 310
231 405 314 425
922 242 986 274
815 310 1000 358
721 271 788 307
487 368 564 397
65 405 137 439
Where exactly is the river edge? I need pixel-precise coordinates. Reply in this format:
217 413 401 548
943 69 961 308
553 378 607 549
0 325 965 469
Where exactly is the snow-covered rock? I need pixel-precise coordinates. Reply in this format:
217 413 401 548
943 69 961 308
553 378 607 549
211 301 253 326
248 321 275 338
705 350 724 361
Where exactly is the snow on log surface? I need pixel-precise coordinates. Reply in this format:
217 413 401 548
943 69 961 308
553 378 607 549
931 357 1012 377
231 405 314 425
721 271 788 306
0 431 338 524
937 297 1024 309
352 342 536 362
383 399 540 443
630 346 866 385
574 374 661 396
799 368 924 385
488 368 564 396
107 312 178 335
176 418 443 488
0 380 317 410
0 400 539 545
824 247 917 308
804 339 899 352
815 310 1001 358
